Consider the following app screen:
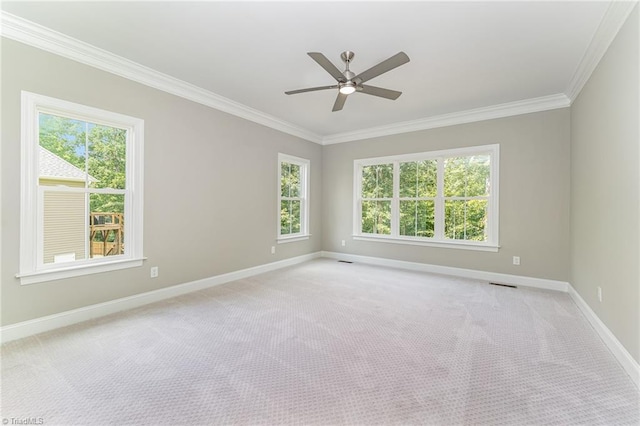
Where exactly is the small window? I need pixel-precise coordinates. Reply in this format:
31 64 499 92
19 92 144 284
278 154 309 242
354 144 499 251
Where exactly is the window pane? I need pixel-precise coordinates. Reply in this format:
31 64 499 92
42 190 88 264
39 114 128 191
280 163 289 197
87 124 127 190
39 113 88 187
43 190 126 263
290 164 300 197
90 194 125 258
399 160 437 198
280 200 291 235
281 162 301 197
280 200 301 235
361 200 391 235
400 200 435 237
291 200 301 233
444 155 490 197
90 192 124 215
362 164 393 198
444 199 487 241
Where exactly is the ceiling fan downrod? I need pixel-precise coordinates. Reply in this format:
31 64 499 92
339 51 357 94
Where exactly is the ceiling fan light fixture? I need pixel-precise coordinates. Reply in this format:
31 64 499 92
339 83 356 95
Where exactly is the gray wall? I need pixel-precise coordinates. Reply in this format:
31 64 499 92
570 6 639 363
1 39 322 326
322 109 571 281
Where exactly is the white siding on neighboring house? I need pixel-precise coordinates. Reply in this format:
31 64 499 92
42 186 86 264
39 147 94 264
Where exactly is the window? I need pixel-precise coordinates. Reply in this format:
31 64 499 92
354 144 499 251
360 164 393 235
278 153 309 242
19 91 144 284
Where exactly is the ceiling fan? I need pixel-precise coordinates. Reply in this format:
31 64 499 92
285 51 410 112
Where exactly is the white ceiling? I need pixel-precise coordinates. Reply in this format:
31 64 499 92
2 1 612 140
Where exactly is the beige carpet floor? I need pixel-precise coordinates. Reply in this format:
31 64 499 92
1 259 639 425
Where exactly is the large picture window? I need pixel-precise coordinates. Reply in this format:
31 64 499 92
354 144 499 251
19 92 144 284
278 153 309 242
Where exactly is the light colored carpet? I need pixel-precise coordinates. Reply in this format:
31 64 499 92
1 259 638 425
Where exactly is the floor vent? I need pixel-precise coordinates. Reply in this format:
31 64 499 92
489 282 517 289
338 260 353 264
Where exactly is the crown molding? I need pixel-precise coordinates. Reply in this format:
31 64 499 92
565 0 638 102
5 8 615 147
0 11 323 144
321 94 570 145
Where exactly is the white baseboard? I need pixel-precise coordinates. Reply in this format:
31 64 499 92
321 251 569 292
0 252 322 344
568 284 640 388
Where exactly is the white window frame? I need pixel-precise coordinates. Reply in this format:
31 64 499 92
18 91 145 285
277 153 310 243
353 144 499 252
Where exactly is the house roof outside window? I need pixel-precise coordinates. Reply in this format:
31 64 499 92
39 146 97 183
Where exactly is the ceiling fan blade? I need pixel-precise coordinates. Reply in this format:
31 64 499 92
308 52 346 82
359 85 402 100
354 52 410 84
332 92 348 112
285 85 338 95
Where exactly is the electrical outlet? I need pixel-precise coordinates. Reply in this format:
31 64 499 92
341 240 346 247
597 286 602 302
150 266 159 278
512 256 520 266
271 246 275 254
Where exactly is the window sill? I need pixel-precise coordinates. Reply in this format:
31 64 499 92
352 235 499 252
277 234 311 244
16 257 145 285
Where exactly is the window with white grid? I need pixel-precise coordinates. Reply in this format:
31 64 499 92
354 144 499 251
